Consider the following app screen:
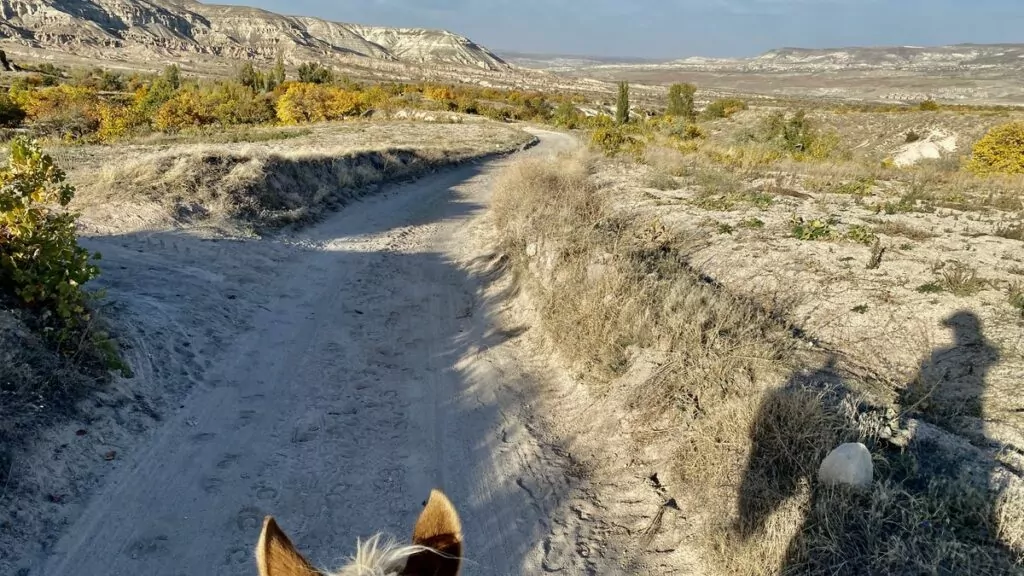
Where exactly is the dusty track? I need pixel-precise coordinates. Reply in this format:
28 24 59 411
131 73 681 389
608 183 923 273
20 129 666 575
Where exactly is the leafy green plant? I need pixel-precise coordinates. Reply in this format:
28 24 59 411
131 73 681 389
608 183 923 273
667 83 696 120
616 81 630 125
552 100 582 129
845 224 878 245
830 177 875 196
756 109 840 160
739 217 765 229
919 99 940 111
916 282 943 294
297 62 334 84
791 215 837 241
668 122 705 141
0 138 101 330
702 98 747 119
716 222 735 235
163 64 181 90
0 93 26 127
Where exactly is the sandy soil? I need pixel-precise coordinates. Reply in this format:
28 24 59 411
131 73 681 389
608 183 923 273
5 128 677 575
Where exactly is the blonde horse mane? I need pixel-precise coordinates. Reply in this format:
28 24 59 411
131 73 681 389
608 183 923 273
327 534 446 576
256 489 463 576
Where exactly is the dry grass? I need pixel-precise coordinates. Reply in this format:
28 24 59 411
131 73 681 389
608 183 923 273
492 150 793 397
869 219 937 241
492 147 1024 575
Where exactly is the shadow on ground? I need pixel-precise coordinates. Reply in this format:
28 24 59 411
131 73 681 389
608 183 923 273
735 311 1021 575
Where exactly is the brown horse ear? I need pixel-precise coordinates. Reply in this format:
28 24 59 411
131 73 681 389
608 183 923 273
403 489 463 576
255 516 323 576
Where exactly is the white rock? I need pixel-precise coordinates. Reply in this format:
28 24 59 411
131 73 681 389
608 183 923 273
586 263 608 282
818 442 873 488
525 243 538 258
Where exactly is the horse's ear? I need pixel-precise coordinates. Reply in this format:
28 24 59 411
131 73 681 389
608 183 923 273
403 489 463 576
255 516 322 576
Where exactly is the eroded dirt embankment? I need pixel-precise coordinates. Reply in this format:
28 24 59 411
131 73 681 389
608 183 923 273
62 120 538 235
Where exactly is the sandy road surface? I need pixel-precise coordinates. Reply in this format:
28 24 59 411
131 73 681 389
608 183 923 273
22 129 655 575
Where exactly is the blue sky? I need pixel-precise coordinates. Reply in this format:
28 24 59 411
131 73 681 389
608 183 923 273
213 0 1024 59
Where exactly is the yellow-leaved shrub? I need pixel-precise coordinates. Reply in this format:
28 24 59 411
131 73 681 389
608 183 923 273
275 83 364 124
967 122 1024 175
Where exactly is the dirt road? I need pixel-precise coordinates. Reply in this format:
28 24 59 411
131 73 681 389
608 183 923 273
21 129 659 575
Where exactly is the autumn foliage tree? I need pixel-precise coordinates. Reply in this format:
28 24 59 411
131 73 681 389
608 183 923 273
0 138 101 331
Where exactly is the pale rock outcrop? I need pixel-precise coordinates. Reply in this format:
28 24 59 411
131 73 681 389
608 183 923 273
818 442 873 488
0 0 509 71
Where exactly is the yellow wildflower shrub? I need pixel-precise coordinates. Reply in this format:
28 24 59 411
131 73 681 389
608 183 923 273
967 122 1024 175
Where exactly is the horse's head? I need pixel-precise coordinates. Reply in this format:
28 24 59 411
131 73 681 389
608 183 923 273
255 489 462 576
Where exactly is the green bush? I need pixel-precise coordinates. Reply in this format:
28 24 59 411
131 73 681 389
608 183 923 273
297 62 334 85
667 120 705 140
703 98 747 119
667 83 696 119
591 126 643 158
0 138 101 330
967 122 1024 175
919 99 940 111
0 93 26 127
163 64 181 90
616 81 630 125
844 224 878 245
791 215 838 241
552 100 582 129
755 109 840 160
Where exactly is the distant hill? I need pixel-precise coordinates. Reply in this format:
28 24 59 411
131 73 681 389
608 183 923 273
675 44 1024 72
498 50 662 69
504 43 1024 74
0 0 509 72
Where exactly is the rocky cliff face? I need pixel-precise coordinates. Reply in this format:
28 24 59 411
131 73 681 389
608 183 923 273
0 0 510 71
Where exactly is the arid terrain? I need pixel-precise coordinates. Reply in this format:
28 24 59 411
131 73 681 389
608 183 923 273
2 1 1024 574
8 127 690 576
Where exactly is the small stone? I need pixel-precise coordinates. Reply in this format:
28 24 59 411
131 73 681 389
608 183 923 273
818 442 873 488
586 263 607 282
525 243 538 258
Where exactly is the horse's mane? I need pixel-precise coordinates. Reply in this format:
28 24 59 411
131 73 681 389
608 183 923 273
327 534 436 576
257 489 462 576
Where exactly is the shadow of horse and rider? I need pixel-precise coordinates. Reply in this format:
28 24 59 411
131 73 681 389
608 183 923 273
734 310 1020 574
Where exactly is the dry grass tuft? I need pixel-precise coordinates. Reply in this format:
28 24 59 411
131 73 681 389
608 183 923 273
870 219 937 241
